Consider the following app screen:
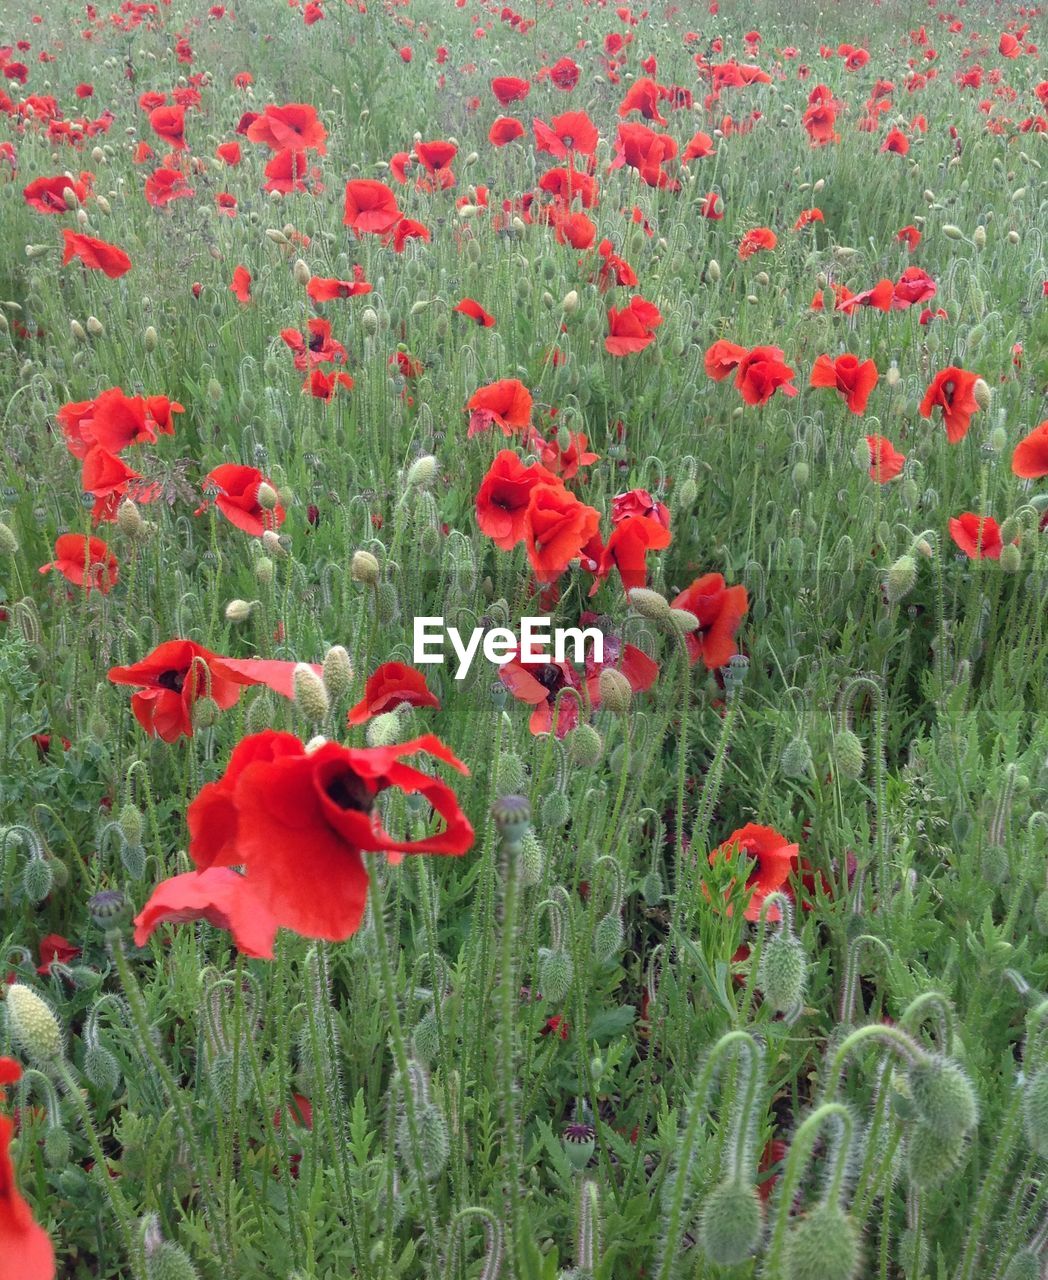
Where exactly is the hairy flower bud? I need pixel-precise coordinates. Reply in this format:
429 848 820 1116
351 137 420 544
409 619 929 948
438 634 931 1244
351 550 381 585
118 802 144 847
783 1203 861 1280
567 724 603 768
84 1042 122 1093
1022 1067 1048 1157
598 667 632 715
405 455 438 488
1001 1250 1041 1280
759 931 808 1016
593 912 624 963
627 588 671 621
835 729 865 780
6 983 64 1066
906 1119 966 1188
0 521 18 555
907 1057 978 1141
780 736 813 779
496 752 527 796
885 554 917 603
321 645 353 700
224 598 254 623
293 664 329 722
699 1180 763 1266
538 948 573 1004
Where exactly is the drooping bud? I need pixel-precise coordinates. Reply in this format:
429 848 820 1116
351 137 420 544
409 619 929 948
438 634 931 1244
593 912 624 963
566 724 603 768
780 735 813 779
538 948 573 1003
905 1119 966 1188
907 1056 978 1141
84 1042 122 1093
598 667 632 715
698 1180 763 1266
783 1203 861 1280
627 588 671 621
885 554 917 603
86 315 104 337
758 929 808 1016
1022 1067 1048 1157
118 802 144 847
5 983 64 1066
224 598 254 623
835 729 865 780
351 550 381 585
0 522 18 555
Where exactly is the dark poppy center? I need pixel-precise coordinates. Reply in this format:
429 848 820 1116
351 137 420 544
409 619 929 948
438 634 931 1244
157 669 186 693
535 664 564 695
309 333 325 352
324 768 375 813
942 379 955 404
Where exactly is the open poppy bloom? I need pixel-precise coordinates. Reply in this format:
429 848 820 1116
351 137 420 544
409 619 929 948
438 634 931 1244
280 318 347 370
148 104 187 150
186 731 473 941
499 652 584 737
343 179 401 235
23 173 90 213
948 513 1005 560
81 447 153 524
61 229 131 278
466 379 534 437
454 298 495 327
605 296 662 355
305 370 354 400
144 166 195 208
0 1057 55 1280
866 435 906 483
489 116 525 146
708 823 799 921
683 130 716 160
733 346 798 406
1012 420 1048 479
307 271 371 302
919 366 981 443
109 639 316 742
348 662 440 725
491 75 531 105
134 868 278 959
533 110 599 158
738 227 777 259
524 484 601 584
199 463 284 535
611 488 670 528
39 534 118 593
538 432 598 481
230 265 252 303
475 451 559 550
36 934 80 975
671 573 748 669
809 353 879 415
246 103 327 153
704 339 748 381
588 515 672 595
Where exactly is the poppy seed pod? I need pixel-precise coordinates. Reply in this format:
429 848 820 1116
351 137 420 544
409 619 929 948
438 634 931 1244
561 1119 596 1170
698 1180 763 1266
351 550 381 585
907 1057 978 1141
5 983 64 1066
492 794 531 847
321 645 353 700
294 664 330 722
783 1203 861 1280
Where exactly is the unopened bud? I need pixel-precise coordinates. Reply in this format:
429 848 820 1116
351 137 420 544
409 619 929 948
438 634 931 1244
759 931 808 1015
322 645 353 699
941 224 964 240
908 1056 978 1141
361 307 379 335
699 1180 763 1266
0 522 18 555
293 664 330 721
5 983 64 1066
885 554 917 603
562 289 579 314
86 315 104 337
628 588 671 621
707 258 721 283
293 258 311 286
973 225 986 249
351 550 381 585
598 667 632 714
256 481 278 511
783 1203 861 1280
973 378 991 411
144 325 158 352
224 598 254 622
566 723 603 768
406 455 438 488
70 319 88 342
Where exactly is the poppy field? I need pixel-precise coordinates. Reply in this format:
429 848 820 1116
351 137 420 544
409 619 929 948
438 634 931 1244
2 0 1048 1276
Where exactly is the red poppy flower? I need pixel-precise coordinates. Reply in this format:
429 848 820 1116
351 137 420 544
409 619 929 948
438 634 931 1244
793 208 824 230
36 934 80 975
144 166 195 208
454 297 495 327
414 138 457 175
866 435 906 483
307 272 371 302
489 115 525 146
491 75 530 104
524 485 601 584
809 354 879 415
893 266 936 306
611 488 670 528
881 127 909 155
186 731 473 941
61 230 131 278
594 238 637 290
39 534 118 594
589 515 672 595
343 179 401 235
803 101 839 145
200 463 284 535
148 104 186 150
305 370 354 400
0 1059 55 1280
553 211 597 250
704 340 747 381
217 140 241 165
538 431 598 480
348 662 440 725
246 103 327 154
618 77 668 126
733 346 798 406
1012 420 1048 479
466 379 533 437
896 224 921 251
919 366 981 443
683 130 716 161
533 110 599 158
475 450 560 550
387 217 430 253
549 57 580 90
216 192 237 217
605 296 662 355
738 227 777 259
109 639 311 742
263 149 315 195
671 573 748 669
230 265 251 303
708 823 799 921
81 446 143 523
134 868 278 959
499 653 583 737
948 513 1004 560
23 173 88 213
280 317 347 370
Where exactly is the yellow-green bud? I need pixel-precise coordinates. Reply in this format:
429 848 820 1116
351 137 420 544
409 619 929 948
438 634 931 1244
351 550 381 585
885 554 917 603
973 378 991 412
0 522 18 555
293 664 330 721
144 325 158 352
5 983 64 1066
293 258 311 286
86 315 104 337
598 667 632 714
628 588 671 621
321 645 353 699
224 598 254 623
256 481 278 511
70 319 88 342
406 455 439 488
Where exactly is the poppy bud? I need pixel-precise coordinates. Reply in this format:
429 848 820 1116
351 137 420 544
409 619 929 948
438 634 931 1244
707 258 721 283
746 294 759 305
351 550 380 585
783 1203 861 1280
86 315 104 337
759 930 808 1015
255 481 279 512
755 271 770 287
70 319 88 342
1002 1251 1041 1280
44 1126 71 1169
76 209 89 229
207 377 223 404
973 379 992 411
412 1008 440 1063
698 1180 763 1266
0 522 18 555
942 224 964 240
1000 544 1021 574
520 829 545 887
266 228 289 245
906 1119 966 1188
668 608 700 636
143 325 158 352
598 668 632 715
144 1236 202 1280
96 195 111 215
5 983 64 1066
1008 230 1020 245
538 948 573 1003
628 587 671 621
22 855 53 905
541 790 571 829
25 244 48 259
835 729 865 780
567 724 603 768
562 289 579 314
980 844 1008 885
322 645 353 700
923 189 935 203
406 455 439 488
192 696 221 730
304 735 328 753
376 581 399 625
84 1042 121 1093
792 462 810 488
1011 187 1027 203
260 530 287 560
593 911 624 963
254 557 274 586
973 226 986 249
224 598 254 622
780 735 812 779
907 1057 978 1141
885 554 917 603
1022 1067 1048 1157
361 307 379 335
675 476 698 510
293 664 330 722
293 258 310 286
118 802 144 847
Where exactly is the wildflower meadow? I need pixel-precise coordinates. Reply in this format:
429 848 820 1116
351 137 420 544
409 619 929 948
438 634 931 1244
1 0 1048 1276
